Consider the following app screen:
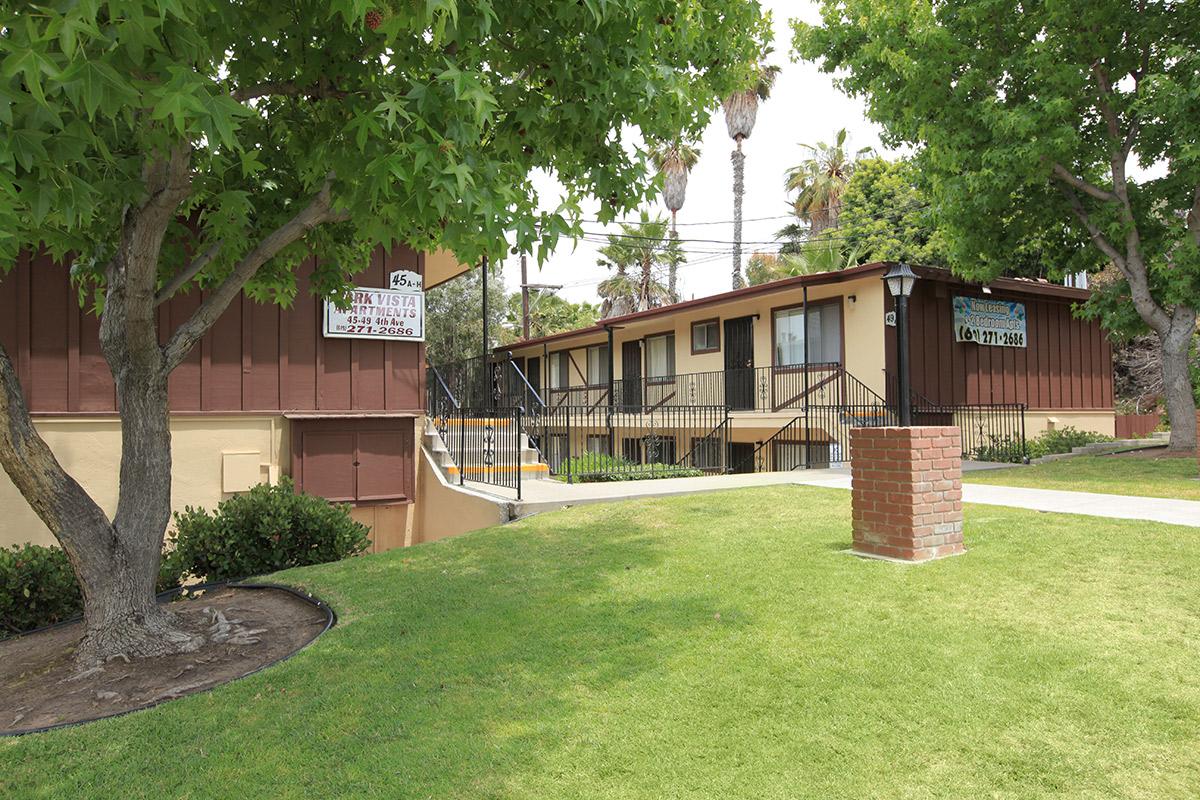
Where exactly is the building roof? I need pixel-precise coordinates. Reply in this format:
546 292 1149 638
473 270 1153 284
497 262 1092 352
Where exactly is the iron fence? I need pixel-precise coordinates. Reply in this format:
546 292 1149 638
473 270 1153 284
444 406 525 497
912 403 1027 463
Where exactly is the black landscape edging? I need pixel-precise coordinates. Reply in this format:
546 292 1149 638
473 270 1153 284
1 582 336 738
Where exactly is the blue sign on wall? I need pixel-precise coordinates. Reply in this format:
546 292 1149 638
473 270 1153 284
952 296 1027 348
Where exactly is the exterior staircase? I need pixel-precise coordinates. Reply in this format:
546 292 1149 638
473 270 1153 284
423 417 550 484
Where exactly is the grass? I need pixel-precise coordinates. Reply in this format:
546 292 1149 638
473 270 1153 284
965 453 1200 500
4 486 1200 799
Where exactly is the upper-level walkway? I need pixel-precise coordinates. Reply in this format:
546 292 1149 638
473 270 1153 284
479 465 1200 529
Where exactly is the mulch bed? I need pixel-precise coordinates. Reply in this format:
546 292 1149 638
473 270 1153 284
0 585 331 736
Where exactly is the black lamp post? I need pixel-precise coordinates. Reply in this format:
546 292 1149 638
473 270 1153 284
884 262 918 426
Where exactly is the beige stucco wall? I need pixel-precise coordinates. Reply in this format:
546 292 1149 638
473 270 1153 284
1 415 288 549
1025 410 1116 438
513 275 889 397
415 446 510 543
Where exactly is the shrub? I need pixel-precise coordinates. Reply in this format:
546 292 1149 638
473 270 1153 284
556 452 706 483
972 437 1027 464
0 544 82 638
172 478 370 583
0 544 186 639
972 426 1117 463
1025 426 1116 460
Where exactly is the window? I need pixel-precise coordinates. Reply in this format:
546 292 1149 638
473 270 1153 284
586 344 610 386
691 319 720 354
645 333 675 381
773 303 842 366
549 351 570 389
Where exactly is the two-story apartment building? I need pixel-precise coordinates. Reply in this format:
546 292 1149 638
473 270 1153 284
468 263 1112 477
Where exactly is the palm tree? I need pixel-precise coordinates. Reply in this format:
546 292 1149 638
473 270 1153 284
649 138 700 302
723 54 781 289
784 128 871 234
596 213 675 317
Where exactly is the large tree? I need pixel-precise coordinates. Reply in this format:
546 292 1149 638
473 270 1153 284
501 291 598 343
596 213 679 317
648 137 700 302
784 128 869 234
722 52 780 290
794 0 1200 452
0 0 770 664
424 264 507 366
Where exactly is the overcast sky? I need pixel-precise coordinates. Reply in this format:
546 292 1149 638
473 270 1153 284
498 0 899 305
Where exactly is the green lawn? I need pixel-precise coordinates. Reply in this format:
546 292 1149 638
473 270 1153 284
4 487 1200 799
965 453 1200 501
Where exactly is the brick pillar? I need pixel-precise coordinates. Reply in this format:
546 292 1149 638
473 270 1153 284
849 426 964 562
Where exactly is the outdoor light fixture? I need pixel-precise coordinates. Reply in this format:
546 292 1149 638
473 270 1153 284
883 262 919 426
884 261 918 298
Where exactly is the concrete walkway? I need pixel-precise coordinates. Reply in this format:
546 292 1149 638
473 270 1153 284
482 466 1200 529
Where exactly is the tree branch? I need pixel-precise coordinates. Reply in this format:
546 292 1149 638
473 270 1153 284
1051 164 1117 203
155 240 222 306
0 341 115 545
161 176 348 370
1057 183 1171 334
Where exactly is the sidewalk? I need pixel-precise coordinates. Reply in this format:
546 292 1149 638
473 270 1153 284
483 467 1200 529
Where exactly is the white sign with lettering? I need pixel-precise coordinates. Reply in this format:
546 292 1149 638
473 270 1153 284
323 287 425 341
389 269 423 293
953 296 1027 348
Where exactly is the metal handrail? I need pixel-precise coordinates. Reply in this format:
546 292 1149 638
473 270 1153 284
507 359 545 411
428 362 461 411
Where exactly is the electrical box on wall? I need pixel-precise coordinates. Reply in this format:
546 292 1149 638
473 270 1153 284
222 451 262 493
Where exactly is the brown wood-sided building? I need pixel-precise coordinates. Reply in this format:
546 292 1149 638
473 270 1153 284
0 246 506 551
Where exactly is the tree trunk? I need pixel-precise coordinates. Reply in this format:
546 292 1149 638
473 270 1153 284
669 212 679 303
1158 313 1198 453
731 140 745 290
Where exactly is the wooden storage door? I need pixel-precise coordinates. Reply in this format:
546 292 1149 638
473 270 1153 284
298 431 358 502
355 430 410 502
293 418 414 504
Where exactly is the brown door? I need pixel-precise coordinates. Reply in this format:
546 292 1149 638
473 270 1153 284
621 340 642 406
293 418 415 503
724 316 755 411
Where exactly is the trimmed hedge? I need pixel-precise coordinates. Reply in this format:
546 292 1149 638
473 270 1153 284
556 452 706 483
171 478 370 583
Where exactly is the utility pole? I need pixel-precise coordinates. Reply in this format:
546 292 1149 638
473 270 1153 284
520 254 530 341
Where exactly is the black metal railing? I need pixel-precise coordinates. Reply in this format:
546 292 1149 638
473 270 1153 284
912 403 1027 463
444 406 525 498
883 370 1028 462
594 362 853 413
431 354 549 412
532 404 730 482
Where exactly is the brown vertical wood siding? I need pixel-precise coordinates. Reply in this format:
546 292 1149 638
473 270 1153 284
886 279 1113 409
0 245 427 414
